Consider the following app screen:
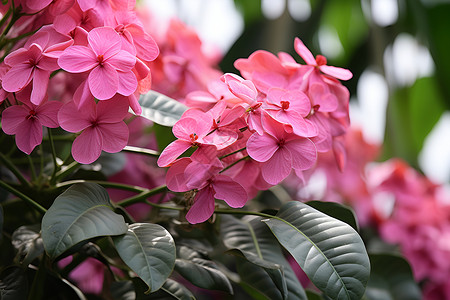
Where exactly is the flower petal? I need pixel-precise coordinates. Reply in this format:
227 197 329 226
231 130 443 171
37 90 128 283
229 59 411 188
294 37 316 66
246 132 278 162
286 138 317 170
261 147 292 185
58 45 97 72
15 118 42 154
88 64 118 100
88 27 121 58
106 50 136 72
98 122 129 153
30 69 50 105
213 175 248 208
117 71 137 96
36 101 62 128
71 127 102 164
157 140 192 167
319 65 353 81
186 186 215 224
2 63 33 92
166 157 191 192
96 95 129 123
1 105 28 134
58 101 92 132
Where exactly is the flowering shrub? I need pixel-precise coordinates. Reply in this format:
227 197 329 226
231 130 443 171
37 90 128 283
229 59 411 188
1 1 439 300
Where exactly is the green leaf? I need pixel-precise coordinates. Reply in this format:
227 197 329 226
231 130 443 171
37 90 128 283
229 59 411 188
175 245 233 294
111 281 136 300
221 215 306 300
134 277 195 300
113 223 176 293
306 201 359 231
409 76 444 153
365 254 421 300
137 90 188 127
0 266 28 300
11 224 44 265
41 183 128 258
264 201 370 300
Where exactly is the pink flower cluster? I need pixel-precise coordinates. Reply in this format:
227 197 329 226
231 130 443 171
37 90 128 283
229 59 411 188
0 0 159 163
158 38 353 223
368 160 450 300
297 127 450 300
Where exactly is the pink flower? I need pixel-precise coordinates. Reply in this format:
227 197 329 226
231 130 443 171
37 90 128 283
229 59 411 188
157 112 213 167
294 37 352 81
2 25 73 105
58 26 137 103
1 97 62 154
246 115 317 185
58 95 129 164
263 87 317 137
166 158 248 224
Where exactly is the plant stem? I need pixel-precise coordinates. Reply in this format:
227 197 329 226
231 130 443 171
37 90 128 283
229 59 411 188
56 179 148 192
47 128 59 185
219 155 249 173
219 147 246 159
117 185 168 207
0 152 31 187
0 179 47 214
122 145 159 157
54 161 79 182
27 155 37 182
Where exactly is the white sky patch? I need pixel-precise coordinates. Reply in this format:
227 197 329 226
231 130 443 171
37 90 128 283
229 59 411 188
288 0 311 22
384 33 435 87
318 26 344 60
143 0 243 54
419 112 450 184
371 0 398 27
352 69 389 144
262 0 286 19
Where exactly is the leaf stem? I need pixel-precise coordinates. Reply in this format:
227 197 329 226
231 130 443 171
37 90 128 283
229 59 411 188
122 145 159 157
219 147 246 159
47 128 59 185
0 179 47 214
116 185 168 207
220 156 249 173
56 179 149 193
54 161 80 182
0 152 31 187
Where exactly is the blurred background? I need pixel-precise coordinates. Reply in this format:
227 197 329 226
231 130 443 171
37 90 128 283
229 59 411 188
143 0 450 187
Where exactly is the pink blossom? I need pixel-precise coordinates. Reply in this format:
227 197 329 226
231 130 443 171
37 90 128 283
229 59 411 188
106 11 159 62
58 96 129 164
58 26 137 103
157 112 213 167
294 37 352 81
264 87 317 137
166 158 248 224
247 115 317 185
1 96 62 154
2 25 73 105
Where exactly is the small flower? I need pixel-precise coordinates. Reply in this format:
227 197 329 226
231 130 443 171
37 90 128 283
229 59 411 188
1 97 62 154
58 26 137 101
58 95 129 164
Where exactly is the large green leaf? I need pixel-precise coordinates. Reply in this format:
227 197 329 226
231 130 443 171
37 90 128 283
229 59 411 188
264 201 370 300
113 223 176 293
306 201 359 231
137 90 188 127
175 245 233 294
11 224 44 265
365 254 421 300
221 215 306 300
41 183 128 258
0 266 28 300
